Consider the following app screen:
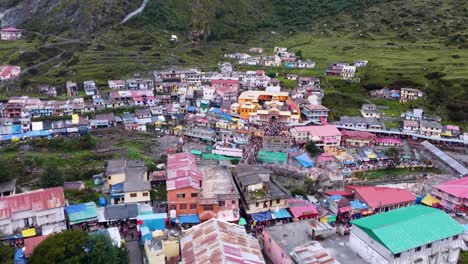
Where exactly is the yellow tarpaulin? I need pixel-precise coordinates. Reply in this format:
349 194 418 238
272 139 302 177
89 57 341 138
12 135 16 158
421 194 440 207
320 217 328 223
72 114 79 124
21 228 36 238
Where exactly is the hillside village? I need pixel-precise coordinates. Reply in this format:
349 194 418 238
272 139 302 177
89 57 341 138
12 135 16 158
0 26 468 264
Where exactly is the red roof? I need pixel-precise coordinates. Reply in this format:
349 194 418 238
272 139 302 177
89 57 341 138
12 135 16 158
349 186 416 209
288 199 318 218
180 219 265 264
341 130 376 140
324 190 353 197
166 152 203 191
0 187 65 220
24 235 48 257
435 177 468 199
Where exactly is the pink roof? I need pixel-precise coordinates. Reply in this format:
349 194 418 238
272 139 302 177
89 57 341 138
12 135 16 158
324 190 353 197
446 125 460 131
166 152 202 191
0 187 65 220
1 27 21 32
376 137 402 144
435 177 468 199
0 66 20 78
317 153 336 163
181 219 265 264
24 235 48 257
287 199 318 218
210 79 240 85
255 70 265 76
349 186 416 209
293 125 341 137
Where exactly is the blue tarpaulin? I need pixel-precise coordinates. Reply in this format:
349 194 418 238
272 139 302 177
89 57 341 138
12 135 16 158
295 153 314 168
187 106 196 112
140 225 152 244
172 214 200 224
14 249 26 264
65 203 87 214
271 209 291 219
99 197 107 206
137 213 167 231
12 125 21 134
251 211 272 222
330 195 343 201
350 200 368 210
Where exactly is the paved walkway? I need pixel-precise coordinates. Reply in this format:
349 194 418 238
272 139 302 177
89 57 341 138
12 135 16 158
126 240 142 264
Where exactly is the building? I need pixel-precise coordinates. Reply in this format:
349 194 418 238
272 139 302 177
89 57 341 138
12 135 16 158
403 120 419 133
0 179 16 197
83 80 98 96
290 125 341 146
420 120 442 137
0 27 22 40
346 186 416 213
432 177 468 213
335 116 384 130
166 153 202 221
401 108 424 121
349 205 464 264
340 130 377 147
180 218 265 264
301 104 329 123
108 80 125 90
233 164 289 215
66 81 78 97
196 161 240 222
287 198 318 221
400 88 423 103
63 181 85 191
249 47 264 53
0 66 21 80
105 160 149 204
144 232 180 264
262 135 292 152
0 187 66 235
326 63 356 79
360 104 380 118
263 221 341 264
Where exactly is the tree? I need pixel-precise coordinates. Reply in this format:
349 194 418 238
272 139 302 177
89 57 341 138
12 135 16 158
29 231 128 264
384 147 400 160
295 50 303 59
40 165 64 188
0 241 14 264
29 230 88 264
304 178 316 194
291 188 307 198
305 141 322 157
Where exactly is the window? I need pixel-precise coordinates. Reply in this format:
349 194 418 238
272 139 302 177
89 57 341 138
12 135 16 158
177 193 185 199
191 193 198 198
415 247 421 252
179 204 187 210
142 192 149 197
453 235 459 240
394 253 401 258
170 204 176 210
219 201 225 207
256 202 259 207
130 193 137 198
426 243 432 248
276 199 280 204
108 176 112 180
203 205 214 211
190 204 197 209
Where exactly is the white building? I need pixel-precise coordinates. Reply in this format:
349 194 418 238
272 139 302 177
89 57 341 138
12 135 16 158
0 187 66 236
83 80 97 96
108 80 125 90
349 205 464 264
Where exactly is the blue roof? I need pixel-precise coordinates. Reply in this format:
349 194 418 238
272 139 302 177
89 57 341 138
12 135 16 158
177 214 200 224
330 195 343 200
350 200 368 210
110 183 124 193
251 211 272 222
187 106 196 112
271 209 291 219
137 213 167 221
295 153 314 168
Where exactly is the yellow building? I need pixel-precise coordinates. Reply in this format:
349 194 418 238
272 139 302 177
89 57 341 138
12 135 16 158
144 234 180 264
237 91 300 121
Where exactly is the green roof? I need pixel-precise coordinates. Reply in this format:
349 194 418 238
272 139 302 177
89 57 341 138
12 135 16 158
257 151 287 164
190 150 202 155
351 205 463 254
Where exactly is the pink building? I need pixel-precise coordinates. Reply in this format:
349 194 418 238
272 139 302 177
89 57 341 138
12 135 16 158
0 66 21 80
290 125 341 146
0 27 22 40
287 198 318 220
432 177 468 213
375 137 402 147
210 79 239 91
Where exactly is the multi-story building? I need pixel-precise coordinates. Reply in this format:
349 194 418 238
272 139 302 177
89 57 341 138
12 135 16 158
335 116 384 130
360 104 380 118
340 130 377 147
301 104 329 123
0 187 66 235
350 205 464 264
83 80 98 96
0 27 22 40
108 80 125 90
233 164 289 215
432 177 467 213
290 125 341 147
420 120 443 137
400 88 424 103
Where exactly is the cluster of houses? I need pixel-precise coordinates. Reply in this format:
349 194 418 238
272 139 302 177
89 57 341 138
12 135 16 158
226 47 316 68
370 87 424 103
1 152 466 264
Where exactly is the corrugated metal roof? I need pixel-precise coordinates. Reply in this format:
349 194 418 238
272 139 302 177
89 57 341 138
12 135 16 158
0 187 65 220
180 219 265 264
351 205 464 254
421 141 468 176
